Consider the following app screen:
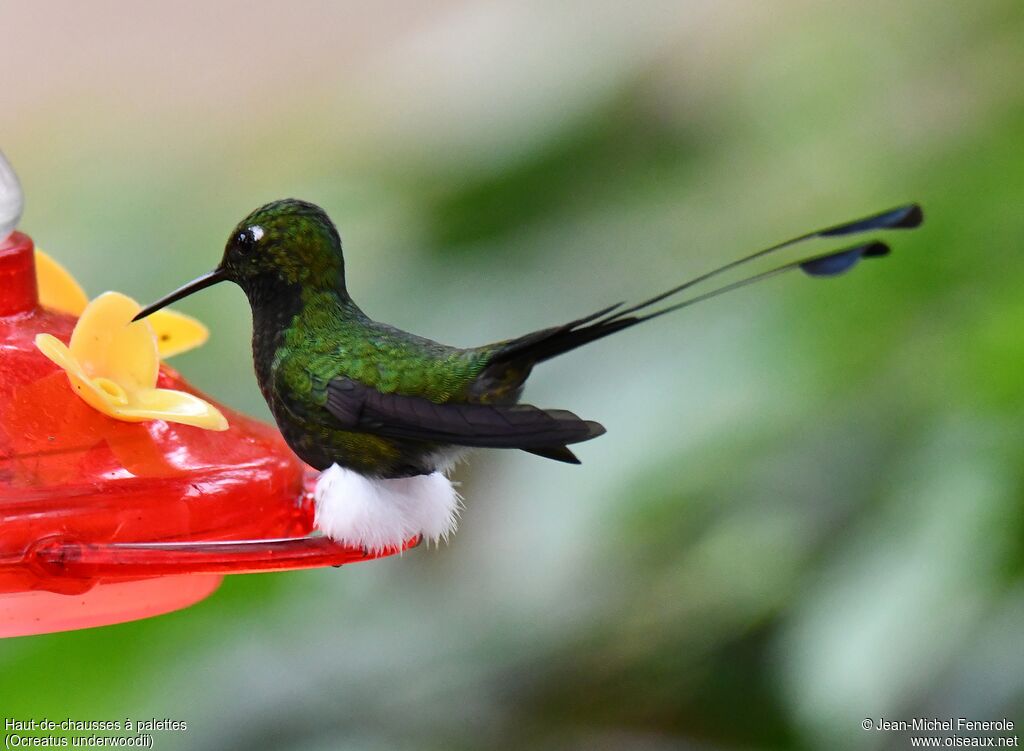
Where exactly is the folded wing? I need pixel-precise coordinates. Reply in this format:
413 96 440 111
325 377 604 449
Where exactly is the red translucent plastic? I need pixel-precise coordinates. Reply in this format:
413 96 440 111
0 232 413 637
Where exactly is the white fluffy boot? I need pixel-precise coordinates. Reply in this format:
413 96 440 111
313 464 461 553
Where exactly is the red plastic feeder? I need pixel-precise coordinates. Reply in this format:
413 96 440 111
0 232 413 637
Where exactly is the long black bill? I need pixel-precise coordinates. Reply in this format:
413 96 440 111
132 269 228 321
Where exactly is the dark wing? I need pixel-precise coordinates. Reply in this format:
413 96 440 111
521 445 581 464
325 378 604 449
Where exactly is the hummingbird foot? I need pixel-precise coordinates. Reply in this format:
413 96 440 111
313 464 461 553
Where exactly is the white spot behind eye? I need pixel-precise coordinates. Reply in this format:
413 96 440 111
250 225 264 241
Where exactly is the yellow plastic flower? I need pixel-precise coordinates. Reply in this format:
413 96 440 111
35 291 228 430
35 248 209 358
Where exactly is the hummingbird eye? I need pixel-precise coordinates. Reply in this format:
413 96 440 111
235 225 264 253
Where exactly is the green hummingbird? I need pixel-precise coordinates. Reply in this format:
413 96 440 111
135 199 922 550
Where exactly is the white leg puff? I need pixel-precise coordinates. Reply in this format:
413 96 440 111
313 464 461 552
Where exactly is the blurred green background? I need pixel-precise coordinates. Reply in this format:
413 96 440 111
2 1 1023 749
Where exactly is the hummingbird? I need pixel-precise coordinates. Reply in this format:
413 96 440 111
135 199 923 551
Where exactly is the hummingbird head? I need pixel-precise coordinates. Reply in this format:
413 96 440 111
134 199 346 320
221 199 345 290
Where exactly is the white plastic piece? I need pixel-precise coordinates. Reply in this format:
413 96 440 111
0 151 23 243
